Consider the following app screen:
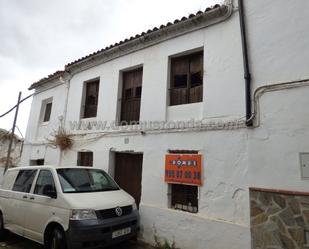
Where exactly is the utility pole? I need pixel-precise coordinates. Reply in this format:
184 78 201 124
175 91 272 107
4 92 22 174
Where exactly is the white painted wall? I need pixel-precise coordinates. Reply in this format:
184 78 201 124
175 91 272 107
21 1 309 248
20 82 67 166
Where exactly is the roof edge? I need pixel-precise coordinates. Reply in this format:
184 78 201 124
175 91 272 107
66 3 233 74
28 70 65 90
28 1 233 90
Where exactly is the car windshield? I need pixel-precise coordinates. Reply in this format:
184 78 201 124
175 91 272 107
57 168 120 193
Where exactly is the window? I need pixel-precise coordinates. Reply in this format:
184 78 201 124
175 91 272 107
170 184 198 213
120 68 143 125
57 168 119 193
43 103 52 122
30 159 45 166
77 152 93 166
34 170 56 196
170 51 203 106
82 79 100 118
305 230 309 246
40 98 53 123
12 170 37 193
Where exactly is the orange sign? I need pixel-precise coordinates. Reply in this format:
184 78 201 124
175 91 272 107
165 154 203 186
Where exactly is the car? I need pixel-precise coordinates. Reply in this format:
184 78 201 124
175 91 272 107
0 166 139 249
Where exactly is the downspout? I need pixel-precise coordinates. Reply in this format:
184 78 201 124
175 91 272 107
238 0 253 127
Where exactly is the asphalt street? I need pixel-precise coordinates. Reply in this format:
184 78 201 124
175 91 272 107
0 232 153 249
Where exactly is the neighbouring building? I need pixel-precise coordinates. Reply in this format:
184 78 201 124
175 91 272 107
21 0 309 248
0 129 23 180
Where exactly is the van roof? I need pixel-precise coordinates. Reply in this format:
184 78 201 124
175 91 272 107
7 166 98 171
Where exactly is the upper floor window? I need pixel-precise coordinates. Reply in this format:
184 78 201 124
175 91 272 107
169 51 203 106
40 97 53 123
77 151 93 167
82 79 100 119
120 67 143 125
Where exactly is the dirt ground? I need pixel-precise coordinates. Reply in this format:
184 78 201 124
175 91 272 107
0 232 153 249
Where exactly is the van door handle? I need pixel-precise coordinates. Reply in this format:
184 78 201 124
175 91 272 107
30 196 35 200
22 195 28 199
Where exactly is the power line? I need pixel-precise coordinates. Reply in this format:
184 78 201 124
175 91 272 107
0 93 33 118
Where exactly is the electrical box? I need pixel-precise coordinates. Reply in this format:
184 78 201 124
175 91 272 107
300 153 309 179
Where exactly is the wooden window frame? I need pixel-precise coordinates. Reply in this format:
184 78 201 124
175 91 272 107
43 102 52 122
167 150 199 213
77 151 93 167
40 98 53 124
119 67 143 125
169 51 203 106
169 183 199 213
82 79 100 119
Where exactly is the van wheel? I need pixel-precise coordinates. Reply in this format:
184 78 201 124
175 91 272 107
49 228 66 249
0 213 6 241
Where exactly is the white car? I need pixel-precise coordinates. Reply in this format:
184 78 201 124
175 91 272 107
0 166 139 249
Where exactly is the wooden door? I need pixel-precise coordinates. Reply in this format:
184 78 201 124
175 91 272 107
114 153 143 207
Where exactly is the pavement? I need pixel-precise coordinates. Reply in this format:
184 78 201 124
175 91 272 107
0 232 153 249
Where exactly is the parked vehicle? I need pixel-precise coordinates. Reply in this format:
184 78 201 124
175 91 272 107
0 166 139 249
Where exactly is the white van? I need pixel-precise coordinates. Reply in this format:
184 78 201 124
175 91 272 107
0 166 139 249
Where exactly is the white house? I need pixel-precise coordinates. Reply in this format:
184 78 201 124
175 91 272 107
21 0 309 248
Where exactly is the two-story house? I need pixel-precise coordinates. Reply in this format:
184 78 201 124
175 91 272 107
21 0 309 248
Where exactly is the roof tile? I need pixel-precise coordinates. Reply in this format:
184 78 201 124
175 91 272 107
30 3 223 89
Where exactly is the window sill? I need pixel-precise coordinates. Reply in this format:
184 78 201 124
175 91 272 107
80 117 97 121
40 121 50 126
167 102 203 121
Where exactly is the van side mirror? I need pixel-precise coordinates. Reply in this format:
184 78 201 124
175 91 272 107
42 184 57 199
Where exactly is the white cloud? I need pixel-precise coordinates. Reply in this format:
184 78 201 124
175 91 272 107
0 0 220 136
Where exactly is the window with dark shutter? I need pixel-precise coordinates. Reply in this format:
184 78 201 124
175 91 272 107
120 68 143 125
168 150 199 213
83 79 99 118
170 184 198 213
77 152 93 167
43 102 52 122
170 51 203 106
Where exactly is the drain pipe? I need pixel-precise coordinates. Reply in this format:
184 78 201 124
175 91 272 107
238 0 253 127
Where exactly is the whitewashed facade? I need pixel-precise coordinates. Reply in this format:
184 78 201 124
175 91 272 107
21 1 309 248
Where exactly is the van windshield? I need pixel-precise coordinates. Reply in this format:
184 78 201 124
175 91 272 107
57 168 120 193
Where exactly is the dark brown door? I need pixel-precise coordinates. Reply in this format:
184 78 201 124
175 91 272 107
114 153 143 207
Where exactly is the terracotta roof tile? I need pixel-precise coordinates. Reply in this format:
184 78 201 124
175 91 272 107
30 3 223 90
29 70 64 90
65 4 222 68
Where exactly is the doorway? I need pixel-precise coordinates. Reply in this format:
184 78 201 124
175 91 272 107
114 153 143 208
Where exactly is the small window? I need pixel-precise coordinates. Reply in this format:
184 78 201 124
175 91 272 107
83 79 100 118
34 170 56 196
77 152 93 167
43 103 52 122
12 170 37 193
170 183 198 213
30 159 45 166
40 98 53 123
170 51 203 106
305 230 309 246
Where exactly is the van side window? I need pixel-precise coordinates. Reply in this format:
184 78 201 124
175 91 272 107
34 170 56 196
12 170 37 193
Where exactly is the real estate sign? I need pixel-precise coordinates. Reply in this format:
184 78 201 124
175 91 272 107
165 154 202 186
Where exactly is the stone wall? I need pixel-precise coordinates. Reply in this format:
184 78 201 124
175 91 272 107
250 189 309 249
